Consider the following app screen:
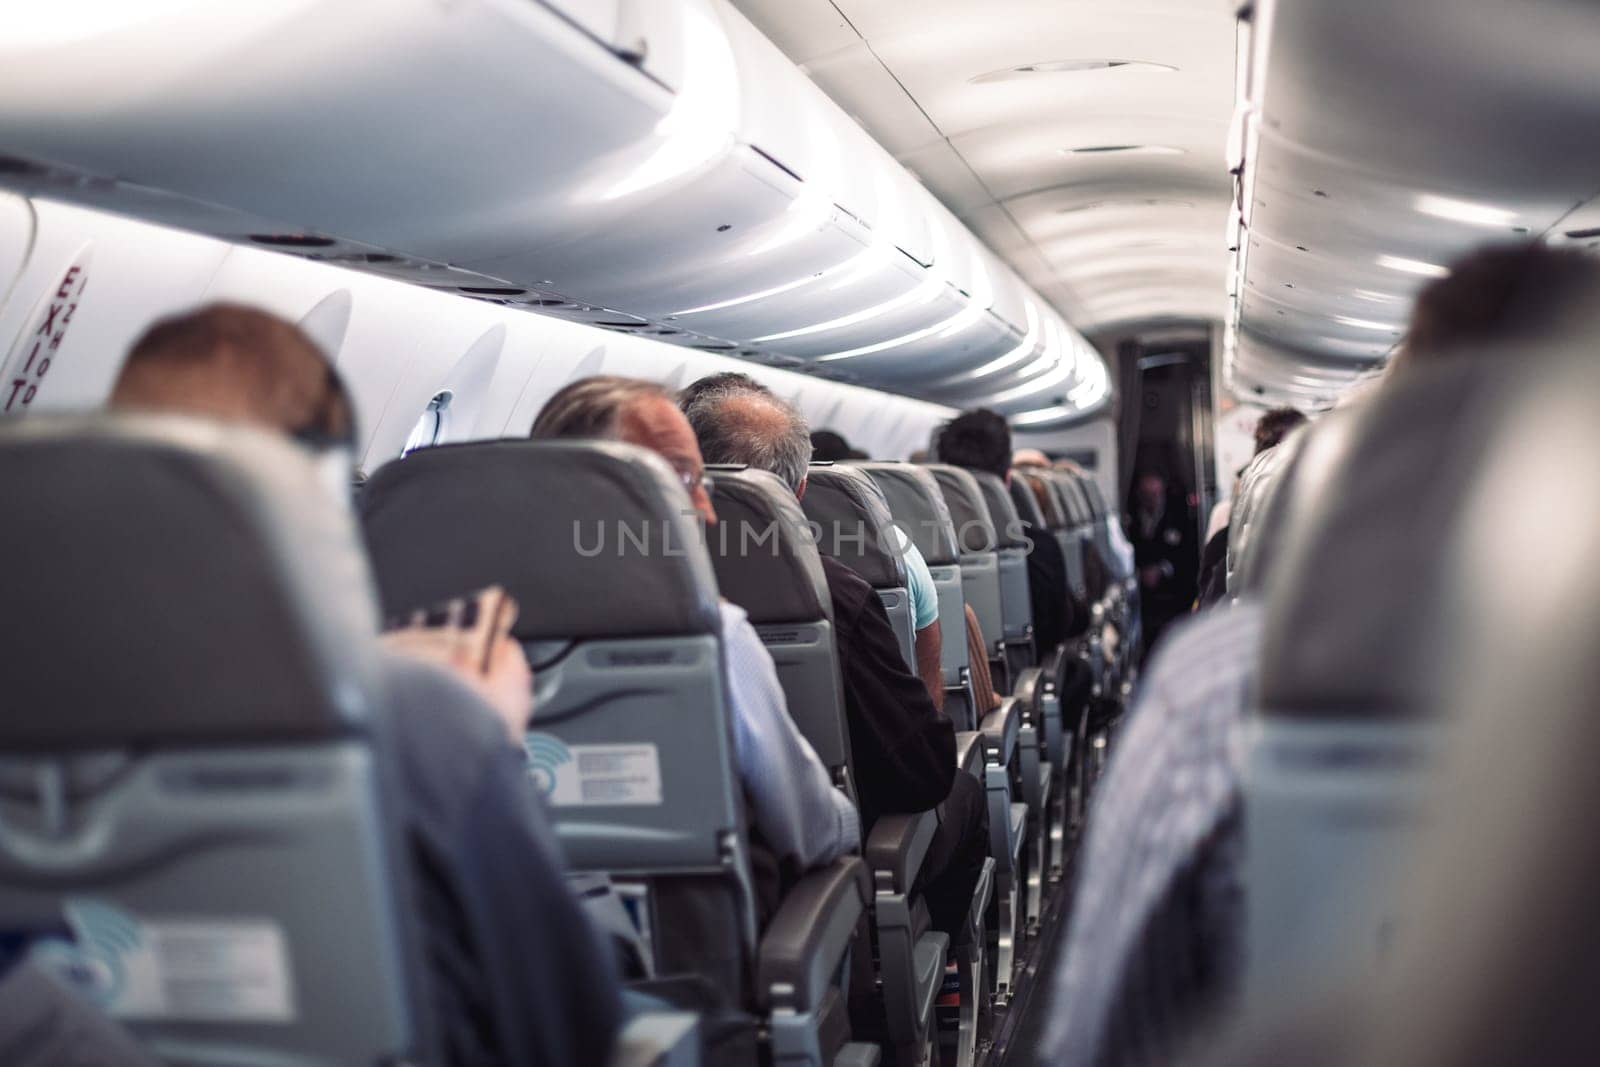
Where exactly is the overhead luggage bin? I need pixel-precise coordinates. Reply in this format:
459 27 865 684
0 0 1108 415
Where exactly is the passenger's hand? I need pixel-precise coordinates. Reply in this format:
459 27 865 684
459 635 535 746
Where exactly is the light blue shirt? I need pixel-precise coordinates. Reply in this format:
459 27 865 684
899 539 940 632
718 600 860 870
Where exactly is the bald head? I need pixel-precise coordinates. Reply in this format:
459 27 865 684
110 303 353 445
679 372 811 493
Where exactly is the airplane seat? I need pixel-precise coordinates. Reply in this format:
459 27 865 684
956 470 1054 927
1226 434 1304 601
849 462 978 730
799 464 917 674
0 414 433 1067
922 464 1006 687
703 466 852 787
1013 470 1090 638
702 464 959 1067
969 470 1037 679
1246 356 1514 1007
360 440 868 1065
923 463 1031 1000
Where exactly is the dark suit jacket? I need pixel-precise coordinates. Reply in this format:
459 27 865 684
819 556 956 828
1023 519 1073 651
385 654 624 1067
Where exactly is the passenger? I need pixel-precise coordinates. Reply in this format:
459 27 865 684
809 429 854 461
1012 447 1051 468
1124 467 1197 652
807 419 945 697
1037 239 1600 1067
529 375 860 911
934 409 1071 658
678 373 989 942
1196 407 1306 609
108 303 622 1067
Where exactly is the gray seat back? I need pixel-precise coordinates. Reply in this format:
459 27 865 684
1019 469 1086 602
1248 358 1511 1002
0 414 429 1067
850 462 970 691
970 470 1034 650
800 464 917 672
1047 470 1105 602
360 440 756 971
704 466 854 788
925 464 1005 663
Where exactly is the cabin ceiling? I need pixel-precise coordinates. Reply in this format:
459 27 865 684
729 0 1237 337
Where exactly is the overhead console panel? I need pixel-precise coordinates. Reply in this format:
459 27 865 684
0 0 1108 421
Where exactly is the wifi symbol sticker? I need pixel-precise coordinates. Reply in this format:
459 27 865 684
523 732 573 798
28 898 146 1006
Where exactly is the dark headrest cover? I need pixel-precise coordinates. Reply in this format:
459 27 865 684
1259 356 1516 721
0 415 380 749
926 465 998 553
1008 473 1047 529
707 468 831 625
800 465 908 590
970 471 1026 548
852 462 960 566
362 440 720 641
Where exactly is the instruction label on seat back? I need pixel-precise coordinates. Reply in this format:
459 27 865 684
524 733 663 806
27 899 295 1023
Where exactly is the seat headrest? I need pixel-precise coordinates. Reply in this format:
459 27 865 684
1080 476 1111 519
1015 470 1066 529
1258 356 1516 722
925 465 999 554
0 414 381 750
969 470 1027 548
799 464 907 590
1233 415 1356 598
706 466 831 625
1007 473 1047 529
1227 434 1303 592
1046 471 1092 526
851 462 960 566
361 440 720 641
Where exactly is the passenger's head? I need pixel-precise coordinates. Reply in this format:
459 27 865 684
1135 469 1167 513
808 429 854 463
531 374 716 523
1012 447 1050 468
1254 406 1307 455
110 302 355 448
678 371 812 495
1398 242 1600 371
936 408 1011 481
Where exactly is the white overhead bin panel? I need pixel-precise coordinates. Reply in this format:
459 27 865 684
0 0 1106 418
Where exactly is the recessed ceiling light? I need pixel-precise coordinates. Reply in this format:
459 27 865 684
1414 193 1518 228
1057 198 1194 214
1376 253 1451 278
1062 144 1186 156
969 59 1177 83
1333 315 1403 332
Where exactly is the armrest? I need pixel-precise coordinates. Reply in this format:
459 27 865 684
757 856 870 1013
864 808 938 894
980 698 1020 766
955 730 984 776
611 1011 701 1067
1012 666 1043 713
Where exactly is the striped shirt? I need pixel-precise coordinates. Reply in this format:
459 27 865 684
1039 601 1264 1067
